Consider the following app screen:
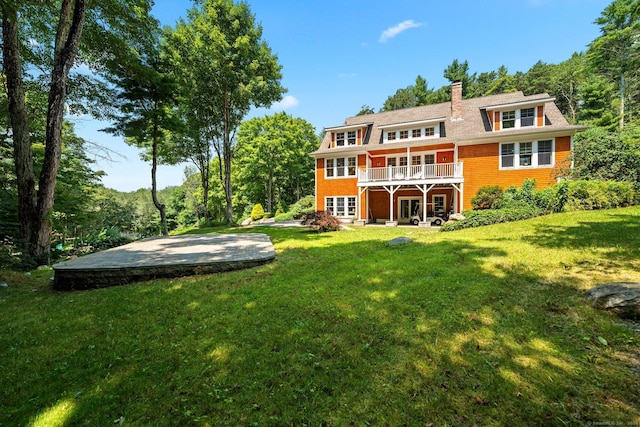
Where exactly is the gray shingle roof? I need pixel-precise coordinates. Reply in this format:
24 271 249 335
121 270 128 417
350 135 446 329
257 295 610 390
311 91 585 156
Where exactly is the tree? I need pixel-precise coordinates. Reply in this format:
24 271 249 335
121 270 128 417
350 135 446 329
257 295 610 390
1 0 156 264
104 41 179 236
443 59 476 97
166 0 285 225
234 113 317 213
356 105 375 116
587 0 640 129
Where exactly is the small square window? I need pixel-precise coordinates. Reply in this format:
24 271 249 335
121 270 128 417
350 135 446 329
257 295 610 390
399 157 408 166
387 131 396 141
424 154 435 165
425 127 435 137
411 155 421 165
387 157 396 167
412 129 421 138
399 130 409 139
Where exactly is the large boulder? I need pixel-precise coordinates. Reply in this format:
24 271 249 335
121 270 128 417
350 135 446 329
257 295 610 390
387 237 412 246
448 213 466 221
585 282 640 320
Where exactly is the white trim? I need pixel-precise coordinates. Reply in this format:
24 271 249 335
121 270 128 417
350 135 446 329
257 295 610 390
324 156 357 179
378 117 445 130
499 139 555 170
482 97 555 110
325 195 357 218
433 194 447 214
325 123 371 132
383 123 440 144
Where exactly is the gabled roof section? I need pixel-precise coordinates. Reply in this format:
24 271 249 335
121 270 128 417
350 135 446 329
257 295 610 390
311 89 584 156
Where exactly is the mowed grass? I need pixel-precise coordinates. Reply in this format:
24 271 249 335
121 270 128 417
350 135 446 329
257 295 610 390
1 207 640 426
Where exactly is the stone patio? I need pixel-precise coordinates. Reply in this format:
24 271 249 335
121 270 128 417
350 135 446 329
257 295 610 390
52 234 275 290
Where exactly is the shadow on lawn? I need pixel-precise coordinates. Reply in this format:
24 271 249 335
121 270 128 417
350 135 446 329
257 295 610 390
523 212 640 261
2 231 639 425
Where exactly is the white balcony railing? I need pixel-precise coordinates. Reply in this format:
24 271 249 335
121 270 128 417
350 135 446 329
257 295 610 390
358 162 463 183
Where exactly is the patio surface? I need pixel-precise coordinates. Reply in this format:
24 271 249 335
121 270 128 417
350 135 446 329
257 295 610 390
52 233 275 290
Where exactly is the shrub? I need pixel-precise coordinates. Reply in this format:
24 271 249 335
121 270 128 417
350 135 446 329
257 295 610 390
301 210 341 232
566 180 635 210
250 204 265 221
471 185 503 210
274 195 315 222
441 205 543 232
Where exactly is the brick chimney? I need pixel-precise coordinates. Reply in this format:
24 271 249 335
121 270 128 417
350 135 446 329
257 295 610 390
451 80 463 121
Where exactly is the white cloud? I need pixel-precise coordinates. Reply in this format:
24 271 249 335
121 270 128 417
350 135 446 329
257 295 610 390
379 20 423 43
271 95 299 110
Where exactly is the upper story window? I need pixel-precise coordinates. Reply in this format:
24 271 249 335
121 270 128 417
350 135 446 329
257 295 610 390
521 108 535 127
498 107 539 131
502 111 516 129
411 155 421 165
336 132 345 146
384 123 441 143
347 131 356 145
500 140 554 169
325 156 357 178
424 154 435 164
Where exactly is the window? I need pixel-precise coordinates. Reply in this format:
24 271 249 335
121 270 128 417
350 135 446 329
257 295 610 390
500 140 554 169
325 197 334 215
502 111 516 129
326 158 334 177
325 156 357 178
521 108 535 127
335 132 345 146
424 154 435 164
347 197 356 216
399 130 409 139
347 131 356 145
412 129 421 138
387 131 396 141
399 157 408 166
411 155 421 165
325 196 356 217
387 157 397 167
348 157 356 176
336 158 345 176
424 127 435 137
538 140 552 165
519 142 532 166
501 143 515 168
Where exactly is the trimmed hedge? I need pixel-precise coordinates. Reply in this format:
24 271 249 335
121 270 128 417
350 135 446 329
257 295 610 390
441 205 543 232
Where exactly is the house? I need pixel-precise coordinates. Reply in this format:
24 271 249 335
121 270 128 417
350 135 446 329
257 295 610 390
310 81 585 225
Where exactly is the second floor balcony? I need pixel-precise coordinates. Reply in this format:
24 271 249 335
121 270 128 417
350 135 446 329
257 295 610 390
357 162 464 185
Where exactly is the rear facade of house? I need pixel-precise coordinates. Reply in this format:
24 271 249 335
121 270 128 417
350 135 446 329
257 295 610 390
311 82 584 225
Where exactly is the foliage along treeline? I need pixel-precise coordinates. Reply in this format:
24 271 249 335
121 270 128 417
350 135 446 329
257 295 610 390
1 0 639 268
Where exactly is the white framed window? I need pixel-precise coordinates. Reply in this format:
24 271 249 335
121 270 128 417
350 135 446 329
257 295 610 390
521 108 535 127
387 157 397 167
399 156 408 166
325 196 357 217
335 132 345 146
411 155 422 165
424 154 435 165
383 124 440 143
347 131 356 145
502 110 516 129
325 156 357 178
500 140 554 169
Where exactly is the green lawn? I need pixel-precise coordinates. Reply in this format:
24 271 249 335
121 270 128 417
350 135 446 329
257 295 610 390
1 207 639 426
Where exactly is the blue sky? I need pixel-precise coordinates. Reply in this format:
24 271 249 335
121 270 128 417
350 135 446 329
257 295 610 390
76 0 609 192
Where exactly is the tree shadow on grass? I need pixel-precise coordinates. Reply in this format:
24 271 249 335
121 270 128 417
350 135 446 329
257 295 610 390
522 212 640 262
2 232 639 425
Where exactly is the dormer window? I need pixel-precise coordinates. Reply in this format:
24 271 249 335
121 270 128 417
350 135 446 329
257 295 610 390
424 126 435 137
502 111 516 129
381 120 443 143
387 132 396 141
399 130 409 140
521 108 535 127
347 131 356 145
336 132 345 146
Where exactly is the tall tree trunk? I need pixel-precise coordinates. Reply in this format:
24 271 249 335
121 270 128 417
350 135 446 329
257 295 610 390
223 94 233 225
33 0 87 264
266 170 273 213
151 125 168 235
2 5 37 255
619 71 625 130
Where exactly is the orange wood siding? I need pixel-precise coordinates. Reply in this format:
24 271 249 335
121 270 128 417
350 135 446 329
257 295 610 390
371 156 385 167
458 136 572 211
368 143 455 157
537 106 544 127
316 155 365 212
357 129 362 145
494 111 501 131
